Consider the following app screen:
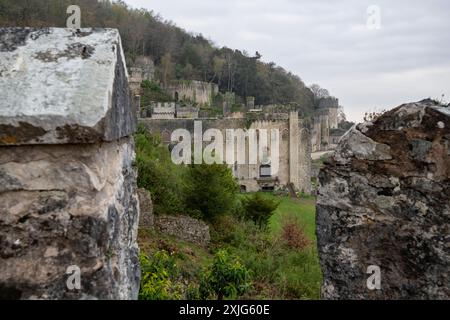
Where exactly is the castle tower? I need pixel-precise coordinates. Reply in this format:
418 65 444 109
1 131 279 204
289 111 300 189
246 96 255 110
318 97 339 129
223 92 235 117
328 105 339 129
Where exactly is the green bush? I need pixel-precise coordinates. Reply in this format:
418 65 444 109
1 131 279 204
139 250 183 300
135 125 186 215
199 250 252 300
140 80 172 105
242 193 279 228
185 284 202 300
184 163 239 221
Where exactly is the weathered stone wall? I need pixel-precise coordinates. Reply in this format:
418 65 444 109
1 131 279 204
318 97 339 129
128 56 155 96
311 113 331 152
311 116 322 152
139 115 312 193
136 188 209 246
298 127 312 194
327 105 339 130
137 188 154 230
316 100 450 299
164 80 218 107
133 56 155 82
154 215 210 246
0 28 140 299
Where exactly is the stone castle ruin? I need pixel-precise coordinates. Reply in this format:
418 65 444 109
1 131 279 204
128 55 155 96
164 80 219 107
0 28 140 299
0 27 447 301
131 74 315 193
129 72 344 195
129 55 341 155
311 97 339 152
140 111 312 193
140 102 199 120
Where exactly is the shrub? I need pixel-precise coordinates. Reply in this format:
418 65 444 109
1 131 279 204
140 80 172 104
135 125 186 215
210 214 240 244
139 250 183 300
185 284 202 300
280 216 311 250
199 250 252 300
242 193 279 228
184 163 238 221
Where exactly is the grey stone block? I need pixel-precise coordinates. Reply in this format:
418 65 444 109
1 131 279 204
316 99 450 299
0 28 136 145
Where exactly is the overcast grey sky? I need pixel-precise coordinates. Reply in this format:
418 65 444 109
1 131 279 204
125 0 450 122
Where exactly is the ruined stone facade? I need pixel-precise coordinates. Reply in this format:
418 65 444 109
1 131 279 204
246 96 255 110
222 92 235 116
164 80 218 107
133 56 155 82
128 56 155 96
150 102 176 119
311 111 330 152
137 188 154 230
140 112 312 193
0 28 140 299
140 102 199 119
176 106 199 119
316 100 450 299
318 97 339 129
311 97 340 152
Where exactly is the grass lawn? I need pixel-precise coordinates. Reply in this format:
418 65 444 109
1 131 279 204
269 193 322 299
268 194 317 240
238 192 322 299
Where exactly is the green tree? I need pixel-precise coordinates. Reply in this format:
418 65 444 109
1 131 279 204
242 193 279 228
184 163 238 221
199 250 252 300
0 0 316 115
135 125 185 215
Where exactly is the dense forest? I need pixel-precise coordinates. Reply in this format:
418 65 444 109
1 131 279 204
0 0 322 115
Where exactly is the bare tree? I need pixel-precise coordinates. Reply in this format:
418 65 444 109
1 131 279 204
160 52 174 86
363 108 386 122
337 105 347 123
309 84 329 99
309 84 330 105
210 56 225 85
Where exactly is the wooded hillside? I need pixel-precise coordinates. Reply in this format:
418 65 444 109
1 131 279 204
0 0 316 114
